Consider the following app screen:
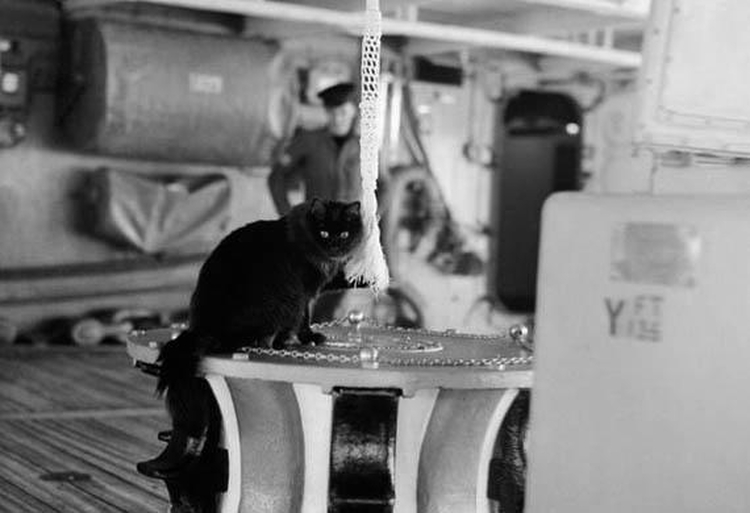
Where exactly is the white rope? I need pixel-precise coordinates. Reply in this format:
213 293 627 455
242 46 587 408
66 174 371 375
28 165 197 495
344 0 390 292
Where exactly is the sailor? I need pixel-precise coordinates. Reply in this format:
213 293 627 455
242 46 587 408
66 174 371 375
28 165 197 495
268 81 362 215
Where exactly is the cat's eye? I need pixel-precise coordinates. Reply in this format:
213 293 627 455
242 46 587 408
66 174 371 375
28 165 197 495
320 231 329 239
340 231 349 239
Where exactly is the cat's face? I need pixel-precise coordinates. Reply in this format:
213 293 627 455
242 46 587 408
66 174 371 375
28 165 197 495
307 199 363 258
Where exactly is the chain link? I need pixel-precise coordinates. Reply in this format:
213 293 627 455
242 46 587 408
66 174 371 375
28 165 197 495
229 317 533 369
315 316 512 342
235 344 532 369
236 346 359 365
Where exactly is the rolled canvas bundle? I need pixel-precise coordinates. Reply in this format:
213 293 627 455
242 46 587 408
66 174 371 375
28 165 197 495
60 19 277 166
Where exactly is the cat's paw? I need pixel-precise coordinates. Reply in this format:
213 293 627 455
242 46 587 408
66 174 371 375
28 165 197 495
271 331 293 349
299 331 326 346
259 334 276 349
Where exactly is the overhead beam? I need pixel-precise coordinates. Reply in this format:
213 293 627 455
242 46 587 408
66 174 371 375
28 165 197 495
508 9 645 37
65 0 642 68
378 0 649 20
518 0 649 20
404 39 473 57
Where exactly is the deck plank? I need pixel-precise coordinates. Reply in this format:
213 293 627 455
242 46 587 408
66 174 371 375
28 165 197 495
0 347 172 512
0 347 159 415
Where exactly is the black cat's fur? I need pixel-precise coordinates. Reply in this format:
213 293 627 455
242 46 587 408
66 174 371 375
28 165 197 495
139 198 363 479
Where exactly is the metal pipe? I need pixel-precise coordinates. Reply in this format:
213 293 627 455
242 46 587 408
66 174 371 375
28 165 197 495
65 0 642 68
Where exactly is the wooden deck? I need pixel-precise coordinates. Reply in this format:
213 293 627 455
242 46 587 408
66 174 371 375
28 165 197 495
0 346 170 512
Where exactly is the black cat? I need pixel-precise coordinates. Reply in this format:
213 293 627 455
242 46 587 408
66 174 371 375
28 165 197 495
138 198 363 479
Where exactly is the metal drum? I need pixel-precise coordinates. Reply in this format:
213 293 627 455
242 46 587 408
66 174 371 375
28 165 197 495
127 316 533 513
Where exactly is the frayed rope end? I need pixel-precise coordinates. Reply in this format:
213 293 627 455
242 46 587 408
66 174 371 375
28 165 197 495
344 215 390 294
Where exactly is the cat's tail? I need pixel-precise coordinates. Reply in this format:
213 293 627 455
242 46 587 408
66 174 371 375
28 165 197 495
156 330 204 397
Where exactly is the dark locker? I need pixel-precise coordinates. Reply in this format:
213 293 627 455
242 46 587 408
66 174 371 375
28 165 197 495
489 90 582 312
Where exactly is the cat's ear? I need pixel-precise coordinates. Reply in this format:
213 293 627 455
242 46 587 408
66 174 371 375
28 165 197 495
309 198 326 220
344 201 361 217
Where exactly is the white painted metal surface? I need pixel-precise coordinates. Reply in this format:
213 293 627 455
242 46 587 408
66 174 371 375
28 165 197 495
634 0 750 155
292 384 334 513
527 192 750 513
394 388 439 513
206 376 242 513
418 388 519 513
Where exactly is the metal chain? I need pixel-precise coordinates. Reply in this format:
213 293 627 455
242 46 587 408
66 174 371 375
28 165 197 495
380 355 533 368
314 316 513 341
229 316 533 369
234 344 533 369
235 346 360 365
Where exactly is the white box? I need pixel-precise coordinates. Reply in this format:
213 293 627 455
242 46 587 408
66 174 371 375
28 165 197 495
634 0 750 156
527 192 750 513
